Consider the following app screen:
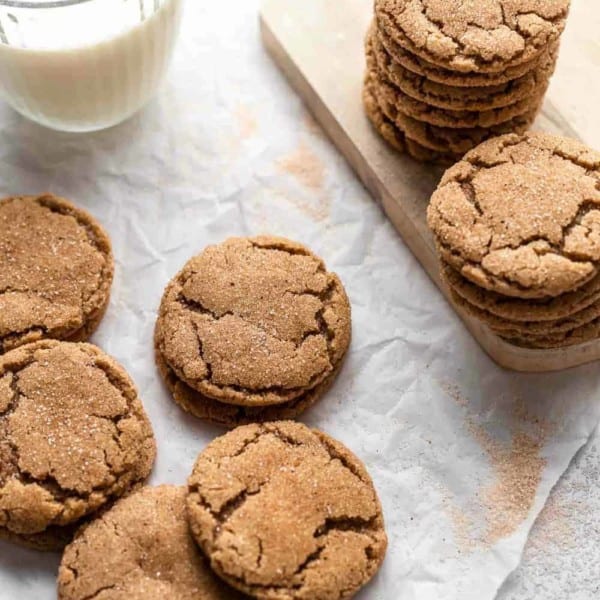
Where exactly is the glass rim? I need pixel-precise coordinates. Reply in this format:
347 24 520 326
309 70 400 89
0 0 97 7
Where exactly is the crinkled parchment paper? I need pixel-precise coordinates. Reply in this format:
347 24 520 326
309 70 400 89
0 1 599 599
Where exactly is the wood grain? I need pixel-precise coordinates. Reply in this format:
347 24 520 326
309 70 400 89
260 0 600 372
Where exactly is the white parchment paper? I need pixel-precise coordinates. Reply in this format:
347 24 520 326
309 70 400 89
0 2 599 599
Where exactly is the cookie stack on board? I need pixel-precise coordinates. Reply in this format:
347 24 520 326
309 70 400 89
154 236 351 427
428 132 600 349
364 0 571 164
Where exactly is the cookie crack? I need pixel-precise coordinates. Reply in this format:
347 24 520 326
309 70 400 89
36 196 111 322
0 326 49 354
212 515 381 597
248 239 322 264
403 2 561 67
440 148 600 288
0 349 148 531
79 584 118 600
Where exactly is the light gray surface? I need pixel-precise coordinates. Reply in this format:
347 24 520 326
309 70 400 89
0 1 598 599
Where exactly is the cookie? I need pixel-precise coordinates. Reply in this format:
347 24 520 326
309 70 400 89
372 26 557 110
370 54 547 129
155 343 343 427
363 73 462 165
186 421 388 600
0 341 156 550
447 281 600 337
498 315 600 349
0 195 113 354
377 25 545 87
375 0 570 73
427 132 600 299
58 485 242 600
442 261 600 323
155 237 351 408
381 94 538 154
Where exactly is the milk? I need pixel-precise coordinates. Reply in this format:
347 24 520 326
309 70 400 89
0 0 182 132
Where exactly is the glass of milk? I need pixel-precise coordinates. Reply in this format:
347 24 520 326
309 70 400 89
0 0 183 132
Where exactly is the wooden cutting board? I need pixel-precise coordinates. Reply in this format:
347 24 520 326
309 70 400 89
260 0 600 372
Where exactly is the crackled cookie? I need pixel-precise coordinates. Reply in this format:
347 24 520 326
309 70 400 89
443 262 600 332
186 421 388 600
448 281 600 336
428 132 600 299
375 0 570 73
0 341 156 551
372 27 557 110
155 342 342 427
502 317 600 349
363 73 461 165
155 237 351 408
441 262 600 323
376 84 539 154
372 60 546 129
377 25 544 87
58 486 243 600
0 195 113 354
367 31 549 130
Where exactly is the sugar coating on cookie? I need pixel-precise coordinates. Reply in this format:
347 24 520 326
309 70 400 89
371 25 556 110
58 486 242 600
427 132 600 299
0 341 155 547
375 0 570 73
362 72 461 165
0 195 113 354
155 344 340 428
186 421 388 600
155 237 351 407
377 24 542 87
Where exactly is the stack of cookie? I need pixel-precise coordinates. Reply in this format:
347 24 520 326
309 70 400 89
427 132 600 349
154 236 351 427
58 422 388 600
364 0 570 164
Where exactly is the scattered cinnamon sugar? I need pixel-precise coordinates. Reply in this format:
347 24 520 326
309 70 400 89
524 490 575 555
278 141 325 191
442 383 551 550
276 141 331 221
477 429 546 545
444 500 476 552
236 104 257 140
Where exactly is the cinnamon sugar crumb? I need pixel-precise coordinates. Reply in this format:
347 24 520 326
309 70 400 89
277 142 331 221
236 104 257 140
278 141 325 191
443 384 550 549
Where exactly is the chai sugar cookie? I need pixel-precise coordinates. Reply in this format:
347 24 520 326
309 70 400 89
363 74 462 165
0 341 156 551
155 237 351 408
371 27 557 111
58 486 243 600
379 91 539 154
155 342 342 427
377 25 544 88
0 195 113 354
186 421 388 600
375 0 570 73
371 58 547 129
427 132 600 299
441 262 600 323
495 315 600 349
447 280 600 337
